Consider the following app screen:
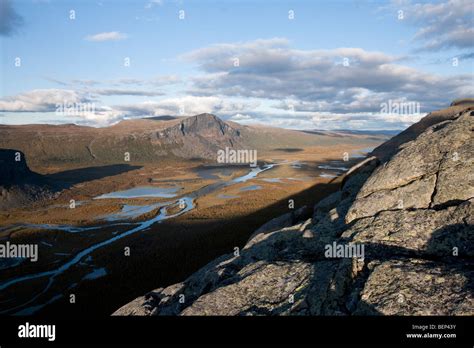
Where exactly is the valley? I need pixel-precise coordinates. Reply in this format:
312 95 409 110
0 115 383 316
0 115 385 316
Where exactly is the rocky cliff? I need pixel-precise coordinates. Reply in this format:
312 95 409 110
0 149 55 210
151 113 245 159
114 104 473 316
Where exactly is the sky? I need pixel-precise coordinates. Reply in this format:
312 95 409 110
0 0 473 130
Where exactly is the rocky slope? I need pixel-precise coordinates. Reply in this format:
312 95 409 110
150 113 245 159
0 149 56 210
114 104 474 316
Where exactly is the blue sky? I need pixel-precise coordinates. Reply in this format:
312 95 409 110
0 0 473 129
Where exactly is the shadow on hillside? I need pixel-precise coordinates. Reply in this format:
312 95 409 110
282 157 363 180
273 148 304 152
46 164 142 188
146 115 178 121
300 130 344 137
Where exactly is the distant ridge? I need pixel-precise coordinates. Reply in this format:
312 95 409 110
304 129 401 137
144 115 180 121
451 98 474 106
0 113 385 166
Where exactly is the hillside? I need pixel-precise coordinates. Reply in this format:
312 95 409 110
114 103 474 316
0 149 56 210
0 114 387 169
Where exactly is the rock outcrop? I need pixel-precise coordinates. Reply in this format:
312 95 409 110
114 104 474 316
152 113 245 160
0 149 55 210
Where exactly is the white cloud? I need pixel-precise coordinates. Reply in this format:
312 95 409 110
0 88 434 130
229 113 252 121
113 96 258 118
85 31 128 42
310 111 424 130
45 75 182 88
5 35 473 130
183 38 473 113
150 75 182 86
0 89 93 112
0 91 259 126
145 0 163 9
111 75 182 87
92 89 164 97
388 0 474 51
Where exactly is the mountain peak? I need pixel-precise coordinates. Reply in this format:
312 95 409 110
182 113 223 126
176 113 237 137
193 113 219 119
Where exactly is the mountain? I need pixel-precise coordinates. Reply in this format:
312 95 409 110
0 149 56 210
0 114 387 168
114 102 474 316
150 113 244 159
